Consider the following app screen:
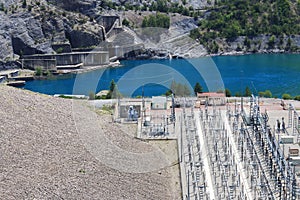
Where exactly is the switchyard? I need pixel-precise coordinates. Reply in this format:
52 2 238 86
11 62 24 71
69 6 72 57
117 95 300 199
177 95 300 200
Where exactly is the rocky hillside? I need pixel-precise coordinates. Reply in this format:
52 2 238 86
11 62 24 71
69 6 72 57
189 0 300 54
1 0 299 68
110 0 300 56
0 0 104 64
0 0 210 67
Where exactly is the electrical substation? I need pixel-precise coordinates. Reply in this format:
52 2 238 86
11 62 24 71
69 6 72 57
115 93 300 199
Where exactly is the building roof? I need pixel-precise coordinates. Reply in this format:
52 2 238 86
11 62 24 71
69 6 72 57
197 92 226 98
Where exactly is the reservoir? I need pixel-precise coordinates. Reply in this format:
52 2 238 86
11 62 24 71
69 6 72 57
23 53 300 97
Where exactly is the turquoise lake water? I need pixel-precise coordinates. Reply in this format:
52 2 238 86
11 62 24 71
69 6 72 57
23 53 300 97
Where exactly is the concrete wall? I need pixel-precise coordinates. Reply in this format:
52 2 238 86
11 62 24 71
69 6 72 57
106 27 123 40
23 51 110 70
54 52 109 66
23 59 57 71
108 44 144 58
97 16 121 33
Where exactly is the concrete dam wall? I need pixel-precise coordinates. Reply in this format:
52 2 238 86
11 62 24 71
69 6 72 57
23 51 109 71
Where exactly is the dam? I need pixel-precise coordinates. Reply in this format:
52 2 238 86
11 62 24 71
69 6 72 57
22 51 110 71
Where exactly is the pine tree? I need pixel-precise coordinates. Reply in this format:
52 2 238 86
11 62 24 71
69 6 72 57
107 79 121 99
225 88 231 97
194 82 203 95
244 86 251 97
109 79 116 93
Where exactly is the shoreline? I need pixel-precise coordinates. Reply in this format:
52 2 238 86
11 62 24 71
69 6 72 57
1 51 300 73
57 63 122 74
119 50 300 60
208 49 300 57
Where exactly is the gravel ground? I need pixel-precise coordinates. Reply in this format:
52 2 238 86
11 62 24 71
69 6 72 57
0 85 177 199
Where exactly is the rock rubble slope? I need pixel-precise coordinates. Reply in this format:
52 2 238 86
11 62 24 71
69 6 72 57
0 85 176 199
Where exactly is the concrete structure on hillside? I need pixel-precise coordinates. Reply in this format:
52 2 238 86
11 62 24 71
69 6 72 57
97 16 121 33
22 59 57 71
22 51 109 71
107 44 145 58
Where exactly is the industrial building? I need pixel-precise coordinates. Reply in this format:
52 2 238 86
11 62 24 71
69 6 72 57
22 51 110 71
196 92 226 106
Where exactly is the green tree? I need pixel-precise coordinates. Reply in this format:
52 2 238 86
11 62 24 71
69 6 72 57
182 7 189 16
190 28 201 40
142 13 170 28
258 91 265 97
106 79 121 99
244 37 251 49
122 18 130 27
187 0 300 52
264 90 272 98
45 70 52 77
259 90 272 98
285 37 292 51
35 66 42 76
225 88 231 97
223 21 242 40
282 93 292 100
165 90 172 96
110 85 122 99
268 35 276 49
157 0 168 12
194 82 203 95
294 95 300 101
235 92 242 97
244 86 251 97
109 79 116 92
141 17 148 27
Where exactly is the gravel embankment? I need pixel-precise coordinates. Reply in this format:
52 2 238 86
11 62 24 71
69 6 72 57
0 85 177 199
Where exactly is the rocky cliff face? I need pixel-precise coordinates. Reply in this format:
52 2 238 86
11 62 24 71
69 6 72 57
1 0 298 68
46 0 96 12
0 0 105 64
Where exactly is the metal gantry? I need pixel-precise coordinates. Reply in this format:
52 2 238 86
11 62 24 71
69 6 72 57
181 95 298 200
182 105 208 200
240 95 297 199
